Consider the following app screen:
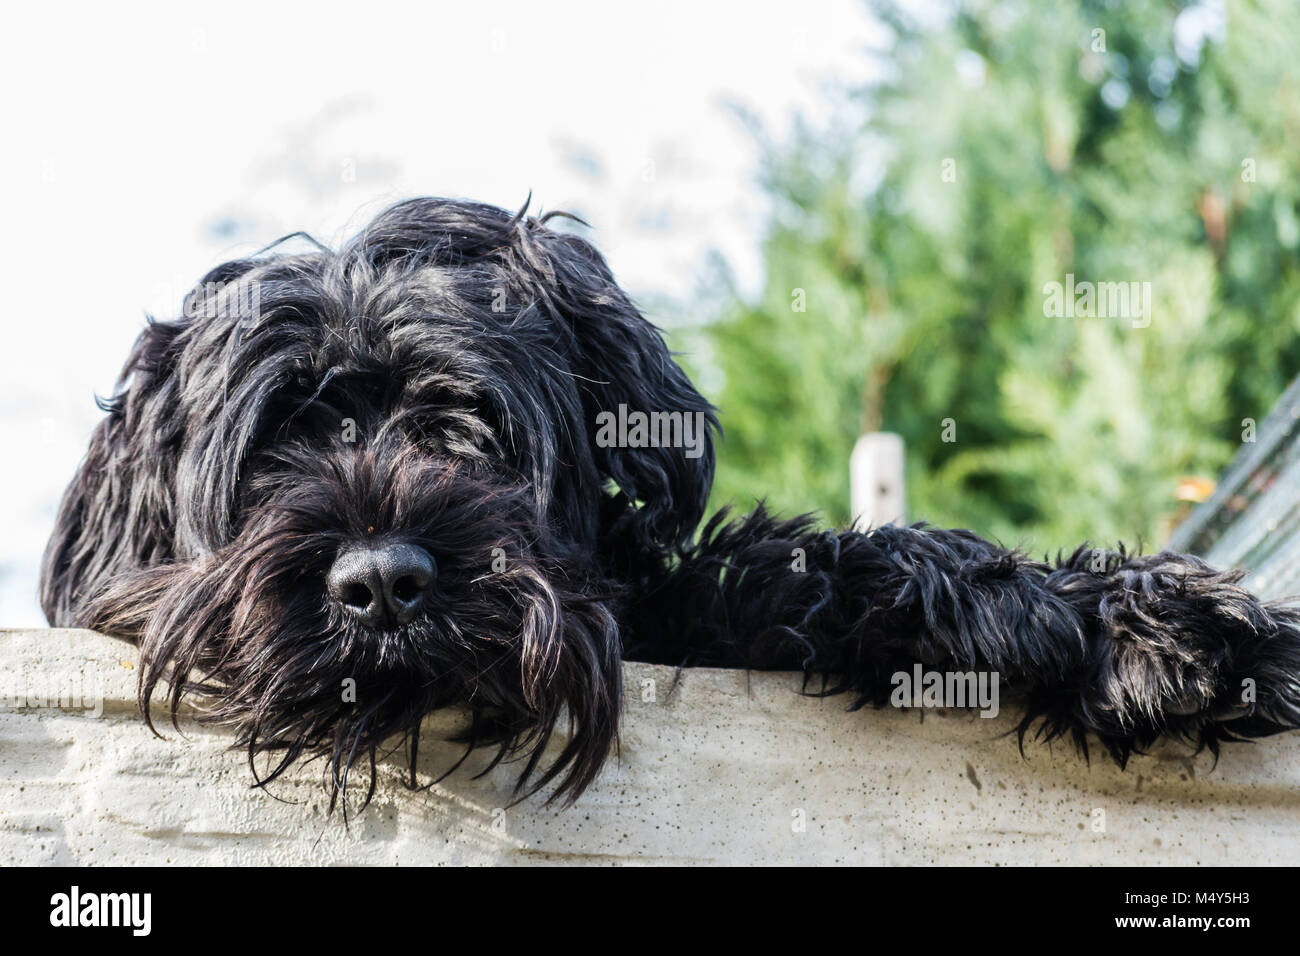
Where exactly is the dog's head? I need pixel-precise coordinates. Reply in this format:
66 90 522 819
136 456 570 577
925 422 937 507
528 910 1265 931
41 197 717 805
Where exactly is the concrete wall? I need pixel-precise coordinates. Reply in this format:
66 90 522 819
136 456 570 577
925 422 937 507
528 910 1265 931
2 628 1298 865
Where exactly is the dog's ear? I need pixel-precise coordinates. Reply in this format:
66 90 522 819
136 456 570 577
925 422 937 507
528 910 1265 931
41 254 277 627
41 318 185 626
494 204 720 551
520 218 718 551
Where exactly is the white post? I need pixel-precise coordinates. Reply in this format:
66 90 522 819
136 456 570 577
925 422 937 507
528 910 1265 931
850 432 906 531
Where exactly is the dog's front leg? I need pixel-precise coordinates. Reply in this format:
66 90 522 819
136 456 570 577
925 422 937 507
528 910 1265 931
621 508 1300 763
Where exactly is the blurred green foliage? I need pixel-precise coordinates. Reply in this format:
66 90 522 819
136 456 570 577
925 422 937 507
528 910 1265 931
678 0 1300 552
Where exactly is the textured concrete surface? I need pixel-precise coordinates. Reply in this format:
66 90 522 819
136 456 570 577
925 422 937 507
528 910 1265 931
2 628 1299 865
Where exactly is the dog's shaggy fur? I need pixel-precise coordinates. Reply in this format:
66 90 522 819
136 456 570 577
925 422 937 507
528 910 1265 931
41 197 1300 808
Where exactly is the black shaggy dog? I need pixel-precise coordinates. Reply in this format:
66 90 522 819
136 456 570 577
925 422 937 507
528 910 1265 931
41 197 1300 808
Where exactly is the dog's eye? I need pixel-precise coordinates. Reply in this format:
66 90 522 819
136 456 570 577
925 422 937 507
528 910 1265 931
403 412 489 459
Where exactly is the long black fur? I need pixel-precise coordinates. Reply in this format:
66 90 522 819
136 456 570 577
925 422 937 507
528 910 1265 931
41 197 1300 809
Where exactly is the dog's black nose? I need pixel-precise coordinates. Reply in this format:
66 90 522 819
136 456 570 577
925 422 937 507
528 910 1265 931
327 543 435 628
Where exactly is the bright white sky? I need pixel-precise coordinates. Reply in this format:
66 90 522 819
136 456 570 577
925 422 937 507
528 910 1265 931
0 0 884 624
